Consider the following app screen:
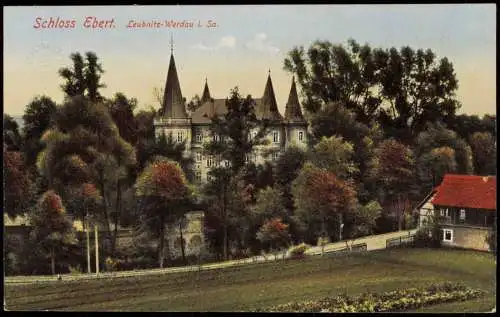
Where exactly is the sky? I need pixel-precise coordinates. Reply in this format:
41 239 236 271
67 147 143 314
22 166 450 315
3 4 496 117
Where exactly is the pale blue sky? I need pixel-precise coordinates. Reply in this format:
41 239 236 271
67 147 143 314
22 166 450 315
3 4 496 117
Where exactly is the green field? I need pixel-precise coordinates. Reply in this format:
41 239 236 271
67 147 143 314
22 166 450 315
5 248 496 312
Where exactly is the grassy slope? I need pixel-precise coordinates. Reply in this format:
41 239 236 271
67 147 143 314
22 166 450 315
5 248 496 312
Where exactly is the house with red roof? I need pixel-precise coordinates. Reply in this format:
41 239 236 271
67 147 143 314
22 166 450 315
416 174 496 251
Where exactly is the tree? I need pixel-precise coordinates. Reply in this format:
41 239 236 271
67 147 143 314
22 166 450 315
37 96 136 252
446 114 496 142
284 39 461 142
107 93 138 145
202 87 269 260
469 132 496 175
368 139 416 231
416 146 458 190
187 94 203 113
29 190 77 275
343 201 381 250
415 122 474 194
256 218 290 253
4 149 35 219
58 51 106 102
310 135 359 180
292 163 358 244
4 114 23 152
135 158 191 268
22 96 58 170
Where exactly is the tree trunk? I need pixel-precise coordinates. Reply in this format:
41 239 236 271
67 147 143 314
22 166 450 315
179 220 186 263
222 183 228 261
112 179 122 254
159 215 165 268
51 247 56 275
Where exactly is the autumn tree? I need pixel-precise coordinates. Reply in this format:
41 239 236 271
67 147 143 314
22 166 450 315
4 149 35 219
368 139 416 231
135 158 191 268
292 163 358 244
29 190 77 275
256 218 290 253
469 132 496 175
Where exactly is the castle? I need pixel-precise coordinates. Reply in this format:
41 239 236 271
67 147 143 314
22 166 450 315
153 49 308 185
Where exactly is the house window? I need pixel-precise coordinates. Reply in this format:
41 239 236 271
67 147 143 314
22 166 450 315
298 131 304 142
440 208 450 218
459 209 466 221
442 229 453 242
195 133 202 143
273 131 279 143
195 171 202 182
207 156 213 168
196 153 202 162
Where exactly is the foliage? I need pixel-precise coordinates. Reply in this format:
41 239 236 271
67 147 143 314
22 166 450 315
310 135 359 179
256 218 290 251
414 215 443 248
284 39 460 142
343 201 382 247
288 243 310 256
107 93 138 145
416 146 458 190
469 132 496 176
256 283 484 312
22 96 58 169
4 114 23 152
4 150 35 218
135 157 191 267
485 219 496 254
292 163 358 243
28 190 78 274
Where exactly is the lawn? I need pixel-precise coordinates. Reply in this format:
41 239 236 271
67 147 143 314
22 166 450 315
4 248 496 312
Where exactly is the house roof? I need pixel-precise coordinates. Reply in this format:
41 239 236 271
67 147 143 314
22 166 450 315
431 174 496 210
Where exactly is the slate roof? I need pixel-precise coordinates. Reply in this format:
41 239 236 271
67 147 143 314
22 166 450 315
432 174 497 211
161 53 188 119
284 76 306 123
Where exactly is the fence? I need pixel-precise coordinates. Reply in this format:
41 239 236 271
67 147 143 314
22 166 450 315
386 234 416 249
308 242 368 257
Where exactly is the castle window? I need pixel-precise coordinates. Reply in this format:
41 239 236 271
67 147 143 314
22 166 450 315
225 161 230 167
196 132 202 143
177 131 183 142
207 174 213 182
298 131 304 142
272 152 279 161
207 156 213 168
195 171 202 182
273 131 279 143
196 153 202 162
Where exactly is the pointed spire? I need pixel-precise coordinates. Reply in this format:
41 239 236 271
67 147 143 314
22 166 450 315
258 70 283 121
170 33 174 55
161 39 187 119
284 75 305 122
201 77 211 103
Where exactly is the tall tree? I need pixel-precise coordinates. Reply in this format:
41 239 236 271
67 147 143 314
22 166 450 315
84 52 107 103
368 139 416 231
22 96 58 170
4 114 23 152
135 158 191 268
469 132 496 176
416 146 458 190
202 87 269 260
107 93 138 145
29 190 77 275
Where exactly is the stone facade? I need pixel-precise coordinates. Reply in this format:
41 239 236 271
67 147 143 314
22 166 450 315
440 224 492 251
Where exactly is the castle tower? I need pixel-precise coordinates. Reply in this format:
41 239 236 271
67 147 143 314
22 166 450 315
153 36 192 151
284 76 307 149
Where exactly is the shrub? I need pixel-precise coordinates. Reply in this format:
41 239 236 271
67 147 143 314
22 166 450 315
255 282 483 312
289 243 310 256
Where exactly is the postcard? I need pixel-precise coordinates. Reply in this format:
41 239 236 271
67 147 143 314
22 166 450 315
3 4 496 313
